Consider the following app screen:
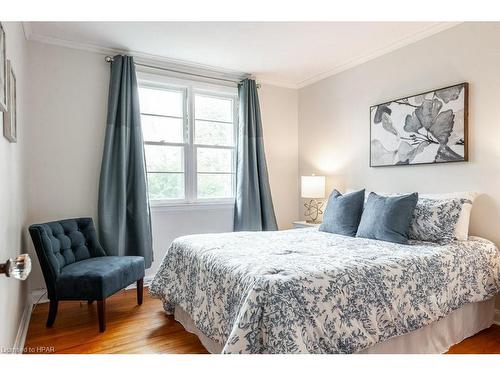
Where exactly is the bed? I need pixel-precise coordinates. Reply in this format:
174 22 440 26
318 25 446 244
149 227 500 354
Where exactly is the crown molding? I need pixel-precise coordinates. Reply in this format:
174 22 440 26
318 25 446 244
255 77 299 90
296 22 462 89
25 26 250 83
23 22 462 90
21 22 32 40
28 31 116 55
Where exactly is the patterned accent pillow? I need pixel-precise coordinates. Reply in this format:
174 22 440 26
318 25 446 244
408 198 472 244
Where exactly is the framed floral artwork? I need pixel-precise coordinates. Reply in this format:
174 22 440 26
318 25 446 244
3 60 16 143
0 23 6 112
370 83 468 167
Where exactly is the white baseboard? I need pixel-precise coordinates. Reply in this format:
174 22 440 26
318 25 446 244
11 289 48 353
31 288 49 305
12 299 33 353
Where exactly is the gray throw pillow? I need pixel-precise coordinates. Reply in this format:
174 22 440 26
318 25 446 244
356 192 418 244
319 189 365 237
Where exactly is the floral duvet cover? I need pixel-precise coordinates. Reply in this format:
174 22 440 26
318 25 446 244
150 228 500 353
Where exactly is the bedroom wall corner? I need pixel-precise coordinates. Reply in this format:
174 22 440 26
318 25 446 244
259 83 300 230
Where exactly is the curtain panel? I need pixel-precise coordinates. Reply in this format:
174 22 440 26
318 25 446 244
98 55 153 268
234 79 278 231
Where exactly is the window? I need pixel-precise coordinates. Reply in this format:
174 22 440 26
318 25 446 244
138 79 237 205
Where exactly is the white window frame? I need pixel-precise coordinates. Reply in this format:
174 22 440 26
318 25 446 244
138 73 238 208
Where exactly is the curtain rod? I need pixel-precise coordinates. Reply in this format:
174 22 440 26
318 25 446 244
104 56 260 87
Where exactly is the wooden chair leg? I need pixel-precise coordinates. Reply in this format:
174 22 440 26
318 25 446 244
137 278 143 305
97 299 106 332
46 300 58 328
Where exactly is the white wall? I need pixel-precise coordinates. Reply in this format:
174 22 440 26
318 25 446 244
25 41 299 287
298 22 500 303
0 22 28 349
25 42 108 290
259 84 299 230
149 205 233 276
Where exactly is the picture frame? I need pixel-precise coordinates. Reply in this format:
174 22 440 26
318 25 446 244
369 82 468 167
0 23 7 112
3 60 17 143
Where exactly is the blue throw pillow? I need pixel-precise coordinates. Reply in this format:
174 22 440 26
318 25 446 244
356 192 418 244
319 189 365 237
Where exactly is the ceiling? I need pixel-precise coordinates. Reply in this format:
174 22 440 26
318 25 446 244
25 22 459 88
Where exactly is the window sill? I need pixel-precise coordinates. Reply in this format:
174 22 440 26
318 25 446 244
150 201 235 212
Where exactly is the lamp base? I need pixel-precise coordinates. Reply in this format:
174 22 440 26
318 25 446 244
304 199 324 224
305 219 321 224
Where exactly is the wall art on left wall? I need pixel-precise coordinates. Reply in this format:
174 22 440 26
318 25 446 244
3 60 17 143
0 23 7 112
370 82 468 167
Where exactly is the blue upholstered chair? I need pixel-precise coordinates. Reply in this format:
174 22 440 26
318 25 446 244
29 218 145 332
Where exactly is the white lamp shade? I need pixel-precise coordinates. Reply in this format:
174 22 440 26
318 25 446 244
301 175 326 199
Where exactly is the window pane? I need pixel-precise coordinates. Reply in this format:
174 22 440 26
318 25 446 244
195 94 232 122
195 120 234 146
139 87 183 117
145 145 184 172
142 115 184 143
148 173 184 200
197 174 233 199
197 147 233 173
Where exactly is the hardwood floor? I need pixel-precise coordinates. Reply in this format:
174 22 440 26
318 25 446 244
24 288 208 354
447 324 500 354
24 288 500 354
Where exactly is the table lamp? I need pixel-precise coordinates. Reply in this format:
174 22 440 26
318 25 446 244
301 175 326 223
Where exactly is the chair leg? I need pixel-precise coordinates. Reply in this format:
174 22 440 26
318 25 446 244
46 300 58 328
137 278 143 305
97 299 106 332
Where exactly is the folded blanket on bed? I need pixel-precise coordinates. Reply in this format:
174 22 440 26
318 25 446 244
150 228 500 353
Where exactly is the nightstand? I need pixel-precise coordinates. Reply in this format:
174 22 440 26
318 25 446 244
293 221 321 228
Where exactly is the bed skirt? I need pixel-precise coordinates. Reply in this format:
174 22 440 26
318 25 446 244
173 298 495 354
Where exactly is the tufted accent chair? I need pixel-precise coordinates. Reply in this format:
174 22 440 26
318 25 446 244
29 218 145 332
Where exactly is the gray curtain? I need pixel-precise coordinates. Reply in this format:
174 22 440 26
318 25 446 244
98 55 153 268
234 79 278 231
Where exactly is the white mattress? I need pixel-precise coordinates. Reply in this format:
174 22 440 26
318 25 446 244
173 299 495 354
